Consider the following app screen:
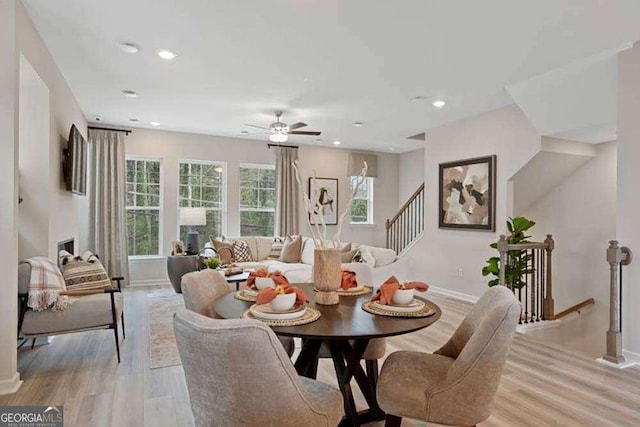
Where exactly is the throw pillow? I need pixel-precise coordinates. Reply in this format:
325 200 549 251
232 240 253 262
211 237 234 265
341 248 358 263
59 250 111 293
269 237 285 259
352 247 375 266
279 235 303 263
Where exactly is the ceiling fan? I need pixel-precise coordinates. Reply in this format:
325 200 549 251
243 111 321 143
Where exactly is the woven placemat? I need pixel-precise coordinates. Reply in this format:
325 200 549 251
242 306 321 327
313 286 372 297
361 300 436 318
234 290 257 302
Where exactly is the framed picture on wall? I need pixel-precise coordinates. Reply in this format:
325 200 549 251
439 155 496 231
308 177 338 225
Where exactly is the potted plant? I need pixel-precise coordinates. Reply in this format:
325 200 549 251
202 257 221 270
482 216 536 289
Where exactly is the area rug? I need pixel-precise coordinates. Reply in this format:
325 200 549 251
148 290 184 369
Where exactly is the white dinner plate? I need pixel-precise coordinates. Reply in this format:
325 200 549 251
340 285 365 293
374 299 426 313
243 288 258 297
250 304 307 320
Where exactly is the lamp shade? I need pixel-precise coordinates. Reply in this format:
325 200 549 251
180 207 207 226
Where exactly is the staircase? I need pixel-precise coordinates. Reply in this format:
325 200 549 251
386 183 424 254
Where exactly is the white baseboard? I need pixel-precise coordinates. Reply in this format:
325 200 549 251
623 349 640 364
516 320 561 333
596 357 637 369
428 285 479 304
129 279 170 287
0 373 22 395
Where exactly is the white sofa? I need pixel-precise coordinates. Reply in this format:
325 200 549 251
222 236 404 286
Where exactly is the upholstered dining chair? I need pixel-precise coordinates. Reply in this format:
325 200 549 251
181 269 295 356
174 309 344 427
377 286 520 427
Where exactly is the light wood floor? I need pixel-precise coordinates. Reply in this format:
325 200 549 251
2 285 640 427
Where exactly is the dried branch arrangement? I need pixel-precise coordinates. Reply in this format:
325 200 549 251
292 160 368 250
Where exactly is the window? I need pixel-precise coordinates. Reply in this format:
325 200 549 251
126 157 162 256
239 164 276 236
178 160 226 241
350 176 374 224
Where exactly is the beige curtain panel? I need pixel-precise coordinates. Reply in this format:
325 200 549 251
88 128 129 285
348 152 378 177
273 146 300 236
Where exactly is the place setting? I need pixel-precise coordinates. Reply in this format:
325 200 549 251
313 269 372 297
241 270 321 327
362 276 436 318
235 268 287 302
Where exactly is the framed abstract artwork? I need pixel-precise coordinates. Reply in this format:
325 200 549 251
439 155 496 231
308 177 338 225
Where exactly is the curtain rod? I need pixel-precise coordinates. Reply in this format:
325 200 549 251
267 143 299 149
88 126 132 135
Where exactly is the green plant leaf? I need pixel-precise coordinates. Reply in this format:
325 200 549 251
488 278 500 287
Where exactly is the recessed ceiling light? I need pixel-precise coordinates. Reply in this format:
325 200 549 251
432 99 446 108
94 116 101 121
129 118 139 123
354 122 363 127
119 43 139 53
157 49 177 60
150 121 160 126
123 90 137 98
333 140 341 146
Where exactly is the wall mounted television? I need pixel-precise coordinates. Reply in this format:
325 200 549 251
63 124 87 196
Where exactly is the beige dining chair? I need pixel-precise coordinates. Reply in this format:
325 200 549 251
174 309 344 427
376 286 520 427
181 269 295 356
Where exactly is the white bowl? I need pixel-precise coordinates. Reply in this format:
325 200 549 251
255 277 276 290
391 288 415 306
269 293 296 312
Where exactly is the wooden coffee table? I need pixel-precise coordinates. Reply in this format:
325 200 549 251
214 283 442 426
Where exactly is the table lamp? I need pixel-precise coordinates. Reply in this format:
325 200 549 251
180 207 207 255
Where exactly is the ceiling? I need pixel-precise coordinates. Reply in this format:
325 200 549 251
22 0 640 152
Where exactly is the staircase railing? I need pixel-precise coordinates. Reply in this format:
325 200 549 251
603 240 632 365
497 234 556 323
386 182 424 254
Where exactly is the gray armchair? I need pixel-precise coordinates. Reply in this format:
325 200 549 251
377 286 520 427
17 262 125 362
174 309 344 427
181 269 295 356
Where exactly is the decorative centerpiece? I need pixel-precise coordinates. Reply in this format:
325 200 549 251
292 160 368 305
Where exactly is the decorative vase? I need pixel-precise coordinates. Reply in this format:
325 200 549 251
314 248 342 305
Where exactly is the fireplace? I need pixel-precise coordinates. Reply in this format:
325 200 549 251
57 238 74 266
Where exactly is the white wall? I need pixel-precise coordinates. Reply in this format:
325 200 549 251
16 0 88 258
398 148 425 205
406 105 541 297
18 55 50 260
123 127 399 284
617 42 640 356
0 0 21 395
521 141 616 312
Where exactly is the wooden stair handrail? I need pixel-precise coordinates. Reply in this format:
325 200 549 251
386 182 425 228
553 298 595 320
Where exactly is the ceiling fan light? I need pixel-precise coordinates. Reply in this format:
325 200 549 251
269 132 288 143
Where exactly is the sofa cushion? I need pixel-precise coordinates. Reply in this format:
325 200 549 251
234 261 268 270
22 292 123 336
254 237 274 261
279 235 302 263
300 237 317 265
365 246 397 267
211 238 234 264
353 247 376 266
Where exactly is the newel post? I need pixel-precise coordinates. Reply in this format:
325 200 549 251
543 234 555 320
604 240 626 363
497 235 508 288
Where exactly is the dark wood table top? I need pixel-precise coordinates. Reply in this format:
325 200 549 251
213 283 442 340
224 271 250 282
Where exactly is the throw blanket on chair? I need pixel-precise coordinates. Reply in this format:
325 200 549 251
25 257 75 312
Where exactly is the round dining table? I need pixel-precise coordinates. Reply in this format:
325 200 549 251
213 283 442 427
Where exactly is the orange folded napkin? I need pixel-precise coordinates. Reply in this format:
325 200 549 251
371 276 428 305
256 284 310 306
245 268 289 289
341 270 358 290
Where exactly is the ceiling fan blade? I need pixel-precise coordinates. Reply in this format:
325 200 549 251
239 131 264 136
288 122 307 131
289 131 321 136
243 123 268 130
